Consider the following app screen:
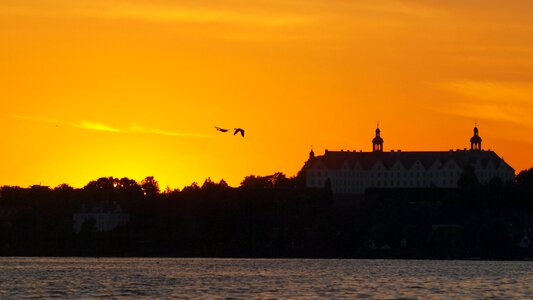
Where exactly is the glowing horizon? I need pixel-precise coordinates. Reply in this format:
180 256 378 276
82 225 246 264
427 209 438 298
1 0 533 189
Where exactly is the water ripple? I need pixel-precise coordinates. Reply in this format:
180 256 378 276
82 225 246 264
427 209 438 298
0 258 532 299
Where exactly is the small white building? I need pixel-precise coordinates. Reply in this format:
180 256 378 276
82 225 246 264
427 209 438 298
73 202 129 233
304 125 515 195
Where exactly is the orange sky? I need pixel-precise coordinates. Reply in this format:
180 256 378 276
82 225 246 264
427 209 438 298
1 0 533 189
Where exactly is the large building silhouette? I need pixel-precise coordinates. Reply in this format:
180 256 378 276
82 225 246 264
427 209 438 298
304 125 515 195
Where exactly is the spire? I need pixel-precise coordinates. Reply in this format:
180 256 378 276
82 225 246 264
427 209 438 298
309 146 315 159
372 123 384 152
470 123 482 151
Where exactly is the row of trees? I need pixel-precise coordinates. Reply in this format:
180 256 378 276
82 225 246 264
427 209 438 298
0 172 304 208
0 168 532 258
4 166 533 198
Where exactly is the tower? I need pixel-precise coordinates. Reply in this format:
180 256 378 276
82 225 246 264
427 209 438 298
309 147 315 160
470 123 482 151
372 124 384 152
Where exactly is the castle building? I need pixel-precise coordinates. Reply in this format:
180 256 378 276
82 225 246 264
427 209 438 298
304 125 515 195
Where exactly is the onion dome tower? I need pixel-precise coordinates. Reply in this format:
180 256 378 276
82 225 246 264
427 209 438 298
470 123 482 151
372 124 384 152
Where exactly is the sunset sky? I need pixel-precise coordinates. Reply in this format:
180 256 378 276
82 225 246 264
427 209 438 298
2 0 533 189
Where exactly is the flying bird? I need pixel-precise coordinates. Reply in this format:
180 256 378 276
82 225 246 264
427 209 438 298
215 126 229 133
234 128 245 137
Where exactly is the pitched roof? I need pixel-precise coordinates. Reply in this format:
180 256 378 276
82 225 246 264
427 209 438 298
311 150 513 171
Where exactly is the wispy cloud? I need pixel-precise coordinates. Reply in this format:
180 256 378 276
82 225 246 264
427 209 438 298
77 121 119 132
0 0 444 44
0 2 315 27
356 2 440 18
431 80 533 126
9 115 203 137
444 80 533 103
101 5 314 27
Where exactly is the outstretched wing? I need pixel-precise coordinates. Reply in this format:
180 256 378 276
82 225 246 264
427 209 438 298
234 128 245 137
215 126 228 132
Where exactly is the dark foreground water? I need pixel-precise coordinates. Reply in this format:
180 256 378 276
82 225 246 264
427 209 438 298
1 257 532 299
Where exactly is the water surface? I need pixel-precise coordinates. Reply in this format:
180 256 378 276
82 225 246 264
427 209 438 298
1 257 532 298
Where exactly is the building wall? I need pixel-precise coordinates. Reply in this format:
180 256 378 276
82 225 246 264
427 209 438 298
306 152 515 195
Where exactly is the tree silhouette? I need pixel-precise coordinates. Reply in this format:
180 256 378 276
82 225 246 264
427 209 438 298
117 177 142 191
201 178 231 192
85 177 116 191
141 176 160 197
240 172 291 189
54 183 74 192
240 175 271 189
201 177 217 190
218 179 229 188
268 172 289 187
516 168 533 187
182 182 200 192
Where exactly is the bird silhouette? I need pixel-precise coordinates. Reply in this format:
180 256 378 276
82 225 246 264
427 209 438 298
234 128 245 137
215 126 229 133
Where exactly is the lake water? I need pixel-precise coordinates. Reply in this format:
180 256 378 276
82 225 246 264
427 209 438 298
1 257 532 299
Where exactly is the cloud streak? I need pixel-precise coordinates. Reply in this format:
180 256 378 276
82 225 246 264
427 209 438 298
0 1 316 27
101 5 314 27
77 121 119 132
444 81 533 103
9 115 203 137
430 80 533 127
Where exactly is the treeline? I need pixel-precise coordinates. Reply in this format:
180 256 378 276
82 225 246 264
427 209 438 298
0 169 533 259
